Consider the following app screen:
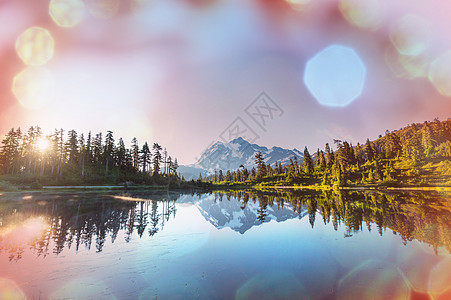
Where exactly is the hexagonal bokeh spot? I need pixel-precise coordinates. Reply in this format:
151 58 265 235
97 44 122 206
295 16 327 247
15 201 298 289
304 45 366 107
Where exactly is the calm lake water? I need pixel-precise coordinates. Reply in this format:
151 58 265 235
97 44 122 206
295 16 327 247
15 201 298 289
0 189 451 299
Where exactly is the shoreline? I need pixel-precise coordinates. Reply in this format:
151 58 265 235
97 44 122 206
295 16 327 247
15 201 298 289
253 185 451 192
1 184 451 194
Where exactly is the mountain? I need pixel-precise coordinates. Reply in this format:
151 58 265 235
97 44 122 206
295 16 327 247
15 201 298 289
179 137 303 179
177 193 307 234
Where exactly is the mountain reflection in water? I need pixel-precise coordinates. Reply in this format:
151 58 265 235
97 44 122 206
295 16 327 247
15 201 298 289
0 189 450 299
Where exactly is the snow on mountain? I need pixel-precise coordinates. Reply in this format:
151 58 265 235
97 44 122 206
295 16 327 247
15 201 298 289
179 137 304 179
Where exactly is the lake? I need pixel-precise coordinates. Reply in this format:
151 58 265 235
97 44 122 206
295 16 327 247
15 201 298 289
0 189 450 299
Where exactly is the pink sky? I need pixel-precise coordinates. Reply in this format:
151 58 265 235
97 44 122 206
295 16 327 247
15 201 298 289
1 0 451 164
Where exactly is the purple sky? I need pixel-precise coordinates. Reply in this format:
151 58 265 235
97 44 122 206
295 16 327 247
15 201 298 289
1 0 451 164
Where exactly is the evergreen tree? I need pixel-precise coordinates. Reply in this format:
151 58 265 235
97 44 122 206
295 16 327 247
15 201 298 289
86 131 92 164
173 158 179 174
116 138 126 170
365 138 375 161
104 131 115 176
355 142 364 164
66 130 78 165
325 143 333 168
303 146 314 174
141 142 151 174
79 133 85 177
131 138 139 171
319 150 326 170
93 132 102 164
255 151 266 179
0 129 20 174
152 143 162 176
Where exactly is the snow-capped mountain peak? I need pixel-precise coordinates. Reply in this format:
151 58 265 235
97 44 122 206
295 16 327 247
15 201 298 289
178 137 304 178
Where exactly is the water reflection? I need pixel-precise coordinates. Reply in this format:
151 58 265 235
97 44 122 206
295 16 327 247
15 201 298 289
191 189 451 254
0 192 178 260
0 189 450 299
1 190 450 260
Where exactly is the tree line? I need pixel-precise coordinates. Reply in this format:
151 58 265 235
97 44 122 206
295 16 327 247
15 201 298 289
0 126 180 185
202 118 451 187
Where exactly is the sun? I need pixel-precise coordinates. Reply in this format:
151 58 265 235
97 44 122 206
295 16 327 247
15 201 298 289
37 138 50 152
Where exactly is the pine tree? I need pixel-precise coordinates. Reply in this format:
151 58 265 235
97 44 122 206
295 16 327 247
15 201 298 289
325 143 333 168
152 143 162 176
173 158 179 174
131 138 139 171
104 131 115 176
0 129 20 174
255 151 266 179
303 146 314 174
116 138 126 170
163 148 168 175
93 132 102 164
86 131 92 164
79 133 85 176
332 161 343 186
355 142 363 164
57 129 65 179
167 156 173 175
141 142 151 174
365 138 375 161
66 130 78 165
319 150 326 170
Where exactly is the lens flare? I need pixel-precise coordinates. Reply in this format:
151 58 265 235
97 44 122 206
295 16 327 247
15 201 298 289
304 45 366 107
390 14 430 57
287 0 310 5
15 27 54 66
0 217 48 250
0 278 27 300
398 54 429 78
429 51 451 97
12 67 55 110
428 257 451 295
337 260 410 300
236 271 308 300
385 46 429 79
339 0 383 30
286 0 311 11
397 243 442 293
50 277 117 300
49 0 85 28
86 0 120 19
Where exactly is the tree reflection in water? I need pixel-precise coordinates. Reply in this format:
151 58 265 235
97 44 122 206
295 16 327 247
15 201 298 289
205 189 451 253
0 192 179 261
0 189 450 262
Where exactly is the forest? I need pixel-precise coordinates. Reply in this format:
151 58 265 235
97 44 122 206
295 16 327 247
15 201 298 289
0 126 181 189
202 118 451 188
2 118 451 190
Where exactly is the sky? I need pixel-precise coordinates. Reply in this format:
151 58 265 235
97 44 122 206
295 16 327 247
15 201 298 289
1 0 451 165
